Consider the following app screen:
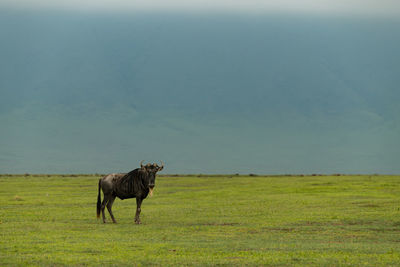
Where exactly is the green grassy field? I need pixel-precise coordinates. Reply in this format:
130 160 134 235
0 174 399 266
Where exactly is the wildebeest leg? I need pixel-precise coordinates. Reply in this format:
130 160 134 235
135 197 143 224
101 194 110 223
106 195 117 223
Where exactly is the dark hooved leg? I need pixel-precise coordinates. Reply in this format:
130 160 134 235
135 197 143 224
101 194 110 223
106 195 117 223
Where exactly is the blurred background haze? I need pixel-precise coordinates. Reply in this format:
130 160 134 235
0 1 399 174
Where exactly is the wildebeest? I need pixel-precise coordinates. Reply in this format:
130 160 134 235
96 161 164 224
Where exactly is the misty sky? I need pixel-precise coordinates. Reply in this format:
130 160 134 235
0 1 399 174
2 0 400 16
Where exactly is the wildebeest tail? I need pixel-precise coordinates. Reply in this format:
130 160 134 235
97 179 101 218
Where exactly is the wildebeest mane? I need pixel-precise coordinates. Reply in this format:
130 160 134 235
116 168 147 196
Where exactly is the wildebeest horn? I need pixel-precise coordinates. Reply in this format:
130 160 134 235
140 160 145 168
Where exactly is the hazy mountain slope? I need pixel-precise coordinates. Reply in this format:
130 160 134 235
0 10 399 173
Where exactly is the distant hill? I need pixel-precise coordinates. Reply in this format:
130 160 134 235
0 10 399 174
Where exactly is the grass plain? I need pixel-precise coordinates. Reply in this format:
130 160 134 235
0 174 399 266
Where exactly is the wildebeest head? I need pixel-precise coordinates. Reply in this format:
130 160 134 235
140 161 164 196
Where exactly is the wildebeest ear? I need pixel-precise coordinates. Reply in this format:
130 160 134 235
157 161 164 172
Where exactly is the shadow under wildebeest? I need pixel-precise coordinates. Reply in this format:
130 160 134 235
97 161 164 224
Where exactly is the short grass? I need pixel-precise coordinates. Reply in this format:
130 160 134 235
0 174 400 266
